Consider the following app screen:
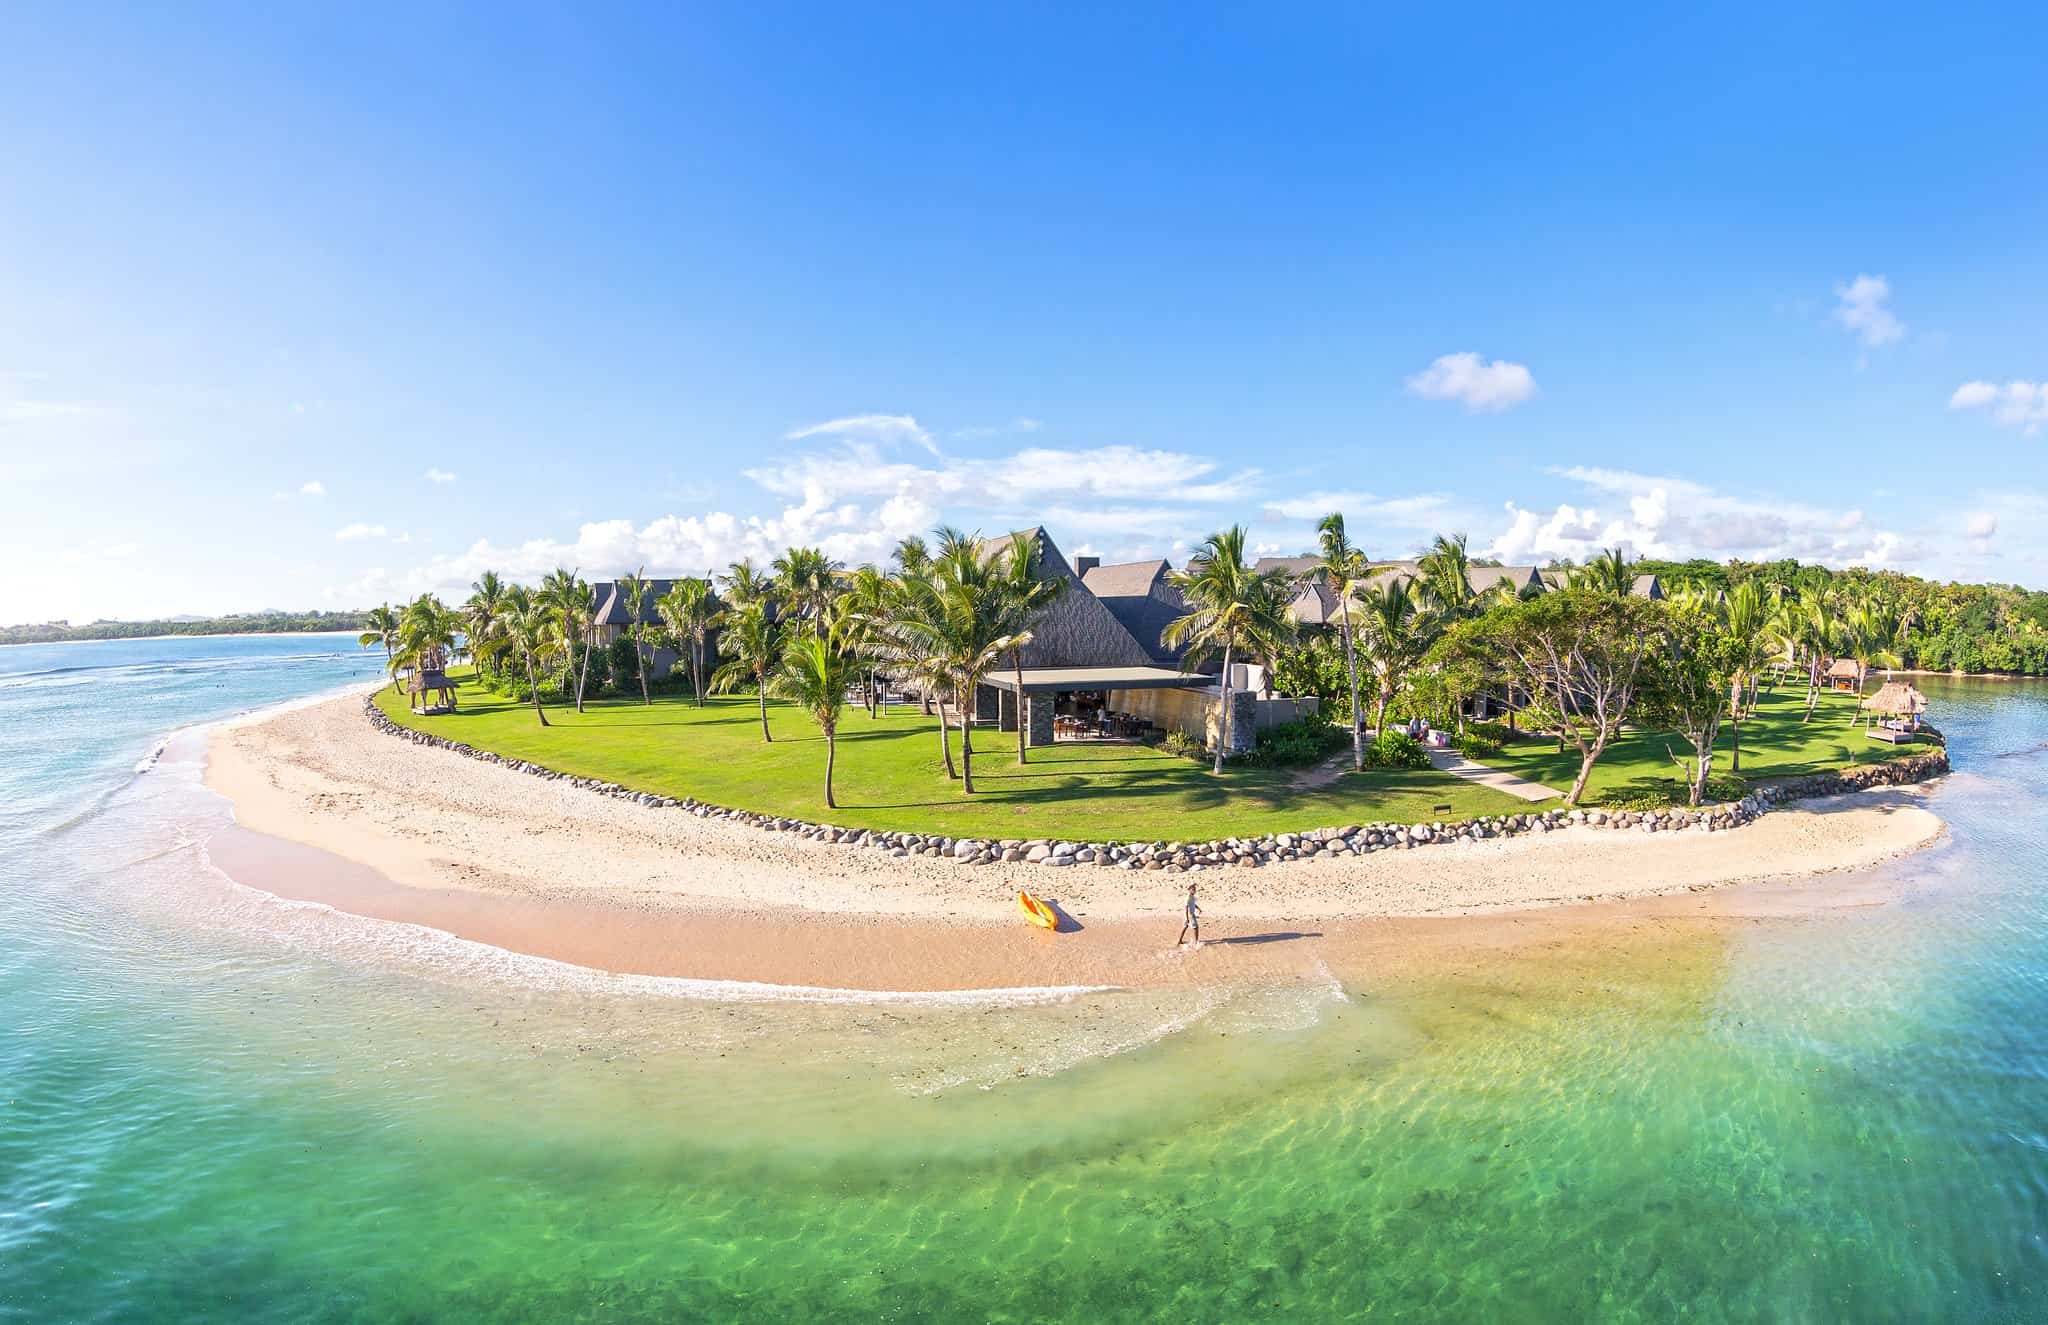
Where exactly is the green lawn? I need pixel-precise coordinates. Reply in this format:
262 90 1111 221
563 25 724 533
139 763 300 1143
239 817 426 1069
1476 683 1921 803
375 672 1528 839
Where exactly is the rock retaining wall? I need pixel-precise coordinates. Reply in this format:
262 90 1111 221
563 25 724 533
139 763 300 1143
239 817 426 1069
363 697 1947 874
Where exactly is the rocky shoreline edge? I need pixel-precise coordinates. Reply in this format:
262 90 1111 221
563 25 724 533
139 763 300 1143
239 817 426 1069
364 696 1948 874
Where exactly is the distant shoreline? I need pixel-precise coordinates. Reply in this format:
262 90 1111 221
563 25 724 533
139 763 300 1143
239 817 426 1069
0 625 365 648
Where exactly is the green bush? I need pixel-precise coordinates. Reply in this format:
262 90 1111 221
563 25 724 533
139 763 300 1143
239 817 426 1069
1453 732 1503 758
1466 720 1514 744
1361 729 1432 770
1599 786 1675 812
1161 730 1203 760
1702 773 1747 802
1236 716 1348 768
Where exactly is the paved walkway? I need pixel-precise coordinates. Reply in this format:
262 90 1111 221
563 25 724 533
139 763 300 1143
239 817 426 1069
1426 749 1561 802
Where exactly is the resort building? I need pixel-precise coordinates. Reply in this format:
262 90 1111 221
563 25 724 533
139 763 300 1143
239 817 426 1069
972 529 1305 752
588 578 693 675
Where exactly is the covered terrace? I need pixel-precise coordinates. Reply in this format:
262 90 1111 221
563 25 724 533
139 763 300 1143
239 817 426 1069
976 665 1208 746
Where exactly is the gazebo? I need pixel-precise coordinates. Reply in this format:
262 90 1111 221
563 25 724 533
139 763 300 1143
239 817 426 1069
408 646 458 714
1825 658 1864 692
1859 681 1927 742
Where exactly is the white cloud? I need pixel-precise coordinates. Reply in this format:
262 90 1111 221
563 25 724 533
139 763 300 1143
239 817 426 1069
1404 353 1537 412
1833 274 1905 348
300 480 326 497
745 442 1259 508
1964 512 1998 540
424 468 457 484
1261 490 1454 529
1950 379 2048 435
953 417 1044 441
785 413 938 457
104 541 142 558
335 522 388 541
1489 466 1924 570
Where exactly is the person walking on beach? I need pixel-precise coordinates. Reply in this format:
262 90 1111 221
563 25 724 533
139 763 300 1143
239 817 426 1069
1177 882 1202 946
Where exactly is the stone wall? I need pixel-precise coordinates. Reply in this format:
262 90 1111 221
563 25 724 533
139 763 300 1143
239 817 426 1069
363 696 1948 875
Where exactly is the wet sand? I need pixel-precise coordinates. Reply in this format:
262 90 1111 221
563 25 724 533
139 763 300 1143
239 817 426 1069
197 693 1950 992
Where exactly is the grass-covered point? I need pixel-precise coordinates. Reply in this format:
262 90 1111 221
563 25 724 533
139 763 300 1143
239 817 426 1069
1479 684 1912 809
374 671 1528 839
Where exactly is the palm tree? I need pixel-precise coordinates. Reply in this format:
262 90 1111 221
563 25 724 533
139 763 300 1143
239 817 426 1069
772 546 842 638
619 569 655 705
540 567 598 713
839 564 896 719
1313 513 1369 771
392 594 460 709
1163 526 1295 775
1584 547 1637 598
1721 578 1777 772
502 585 553 727
657 577 717 707
720 559 772 610
1775 587 1840 722
463 572 509 675
868 529 1029 793
358 603 400 693
1416 532 1481 619
768 631 857 809
1352 577 1433 741
709 599 781 742
891 535 930 577
995 536 1066 763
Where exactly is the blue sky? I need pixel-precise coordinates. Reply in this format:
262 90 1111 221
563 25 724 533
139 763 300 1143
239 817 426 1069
4 3 2046 623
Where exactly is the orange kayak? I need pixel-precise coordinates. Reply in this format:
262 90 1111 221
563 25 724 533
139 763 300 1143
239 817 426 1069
1017 890 1059 932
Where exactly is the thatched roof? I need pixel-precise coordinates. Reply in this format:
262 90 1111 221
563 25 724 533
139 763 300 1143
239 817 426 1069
981 529 1156 669
1861 682 1928 715
1081 559 1190 664
1827 658 1863 679
409 668 452 693
592 578 692 626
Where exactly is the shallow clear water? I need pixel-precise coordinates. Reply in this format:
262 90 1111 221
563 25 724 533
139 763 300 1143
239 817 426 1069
2 642 2045 1322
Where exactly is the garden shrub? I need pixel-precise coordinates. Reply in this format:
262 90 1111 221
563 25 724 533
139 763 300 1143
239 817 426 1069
1466 720 1514 744
1453 732 1503 759
1161 730 1203 760
1361 729 1432 770
1236 716 1348 768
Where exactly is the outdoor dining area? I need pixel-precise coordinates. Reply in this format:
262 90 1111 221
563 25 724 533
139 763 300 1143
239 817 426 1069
1050 690 1156 742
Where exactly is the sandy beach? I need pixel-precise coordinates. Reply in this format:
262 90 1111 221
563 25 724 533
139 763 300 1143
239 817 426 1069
201 691 1947 990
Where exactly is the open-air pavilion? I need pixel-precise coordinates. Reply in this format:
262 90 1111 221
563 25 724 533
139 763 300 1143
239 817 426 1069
976 664 1213 745
1860 681 1930 742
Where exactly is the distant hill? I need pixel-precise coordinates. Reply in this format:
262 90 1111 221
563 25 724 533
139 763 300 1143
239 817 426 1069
1 611 373 646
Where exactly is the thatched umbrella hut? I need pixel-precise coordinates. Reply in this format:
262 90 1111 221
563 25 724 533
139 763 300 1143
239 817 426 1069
408 646 458 714
1826 657 1865 692
1859 681 1928 740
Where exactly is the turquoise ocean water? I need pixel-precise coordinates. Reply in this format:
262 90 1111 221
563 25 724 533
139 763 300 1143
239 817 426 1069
2 634 2045 1322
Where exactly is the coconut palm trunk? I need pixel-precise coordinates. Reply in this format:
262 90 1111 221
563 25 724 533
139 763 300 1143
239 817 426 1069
936 697 957 778
960 707 976 793
524 656 550 727
756 675 771 742
1341 614 1363 770
635 629 650 705
1013 652 1029 763
822 726 838 808
1212 639 1234 775
576 633 594 712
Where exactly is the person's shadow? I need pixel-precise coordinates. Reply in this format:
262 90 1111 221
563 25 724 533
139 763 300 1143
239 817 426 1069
1204 931 1323 946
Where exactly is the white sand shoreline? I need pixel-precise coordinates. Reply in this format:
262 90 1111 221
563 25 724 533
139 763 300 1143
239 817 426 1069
205 692 1947 926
